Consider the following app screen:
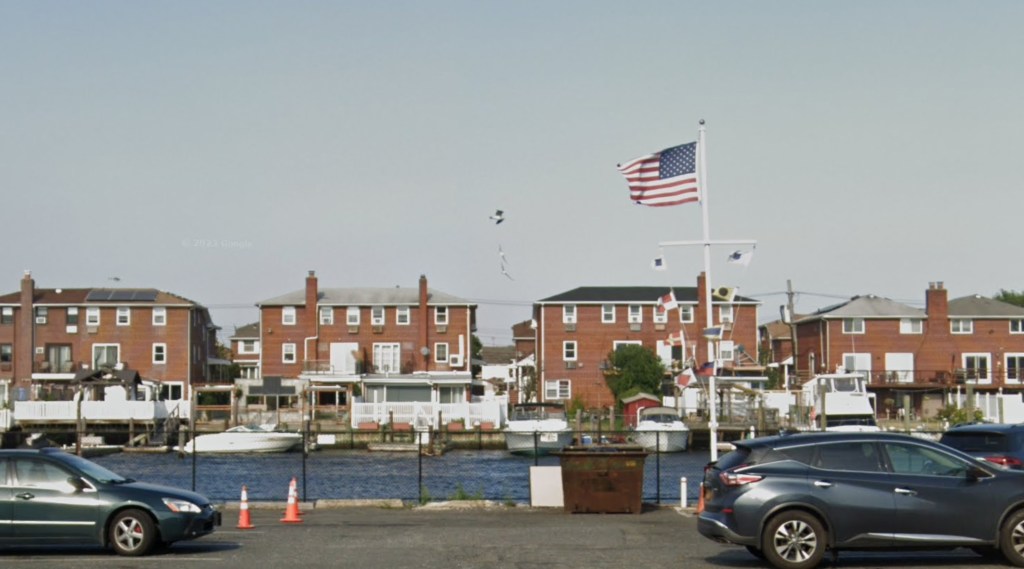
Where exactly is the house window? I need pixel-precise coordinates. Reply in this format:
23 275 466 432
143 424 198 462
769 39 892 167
951 319 973 334
35 307 47 324
653 306 667 324
545 379 571 400
320 307 334 325
238 340 259 354
92 344 120 370
0 344 11 364
116 307 131 326
372 343 401 373
371 306 385 326
282 306 296 325
719 340 735 362
602 305 615 323
1011 320 1024 334
563 305 577 324
152 307 166 326
1 307 12 325
963 353 990 381
86 308 100 326
899 318 922 334
842 318 864 334
347 307 360 325
1007 354 1024 383
67 307 79 325
434 342 449 363
613 340 642 352
628 305 642 323
679 306 694 323
396 307 410 325
719 305 734 324
563 341 577 361
153 343 167 364
434 306 449 325
282 343 297 364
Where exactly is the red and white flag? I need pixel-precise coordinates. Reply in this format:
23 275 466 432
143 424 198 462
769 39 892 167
617 142 700 207
657 290 678 313
676 368 696 387
665 331 684 346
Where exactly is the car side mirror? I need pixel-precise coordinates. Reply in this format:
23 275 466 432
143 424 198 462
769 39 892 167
967 465 992 482
66 476 87 492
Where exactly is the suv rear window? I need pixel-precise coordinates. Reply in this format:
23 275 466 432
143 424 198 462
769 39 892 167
941 432 1014 452
714 446 752 471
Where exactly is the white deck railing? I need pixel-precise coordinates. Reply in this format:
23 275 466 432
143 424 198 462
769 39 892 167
12 400 190 422
0 409 12 431
351 397 506 429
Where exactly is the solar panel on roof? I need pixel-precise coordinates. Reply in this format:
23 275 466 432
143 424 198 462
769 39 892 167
85 289 159 302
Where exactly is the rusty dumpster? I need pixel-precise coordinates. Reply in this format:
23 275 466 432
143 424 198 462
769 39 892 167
554 445 648 514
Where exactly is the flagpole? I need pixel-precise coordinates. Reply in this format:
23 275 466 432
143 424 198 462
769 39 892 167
697 119 721 462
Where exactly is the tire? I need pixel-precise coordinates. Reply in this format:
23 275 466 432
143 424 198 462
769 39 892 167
1001 509 1024 567
109 509 157 557
761 510 827 569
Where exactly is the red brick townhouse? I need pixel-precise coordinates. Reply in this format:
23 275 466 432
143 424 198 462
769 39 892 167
254 272 477 414
533 273 760 410
228 322 261 380
792 281 1024 418
0 271 218 403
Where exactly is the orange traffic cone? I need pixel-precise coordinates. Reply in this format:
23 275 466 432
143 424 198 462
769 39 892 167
696 482 705 514
281 478 303 524
288 477 304 516
237 485 254 529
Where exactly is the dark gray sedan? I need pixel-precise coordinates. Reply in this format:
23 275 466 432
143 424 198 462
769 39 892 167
697 431 1024 569
1 448 220 555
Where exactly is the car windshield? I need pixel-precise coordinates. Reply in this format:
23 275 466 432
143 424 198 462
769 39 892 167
61 453 133 483
942 432 1012 452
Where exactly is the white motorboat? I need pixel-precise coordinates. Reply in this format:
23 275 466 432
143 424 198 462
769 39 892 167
632 407 690 453
180 425 302 454
504 403 574 456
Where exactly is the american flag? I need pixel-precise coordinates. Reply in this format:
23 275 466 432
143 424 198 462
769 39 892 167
617 142 699 207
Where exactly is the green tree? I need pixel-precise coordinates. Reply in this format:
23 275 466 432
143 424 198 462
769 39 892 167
996 289 1024 308
603 345 666 408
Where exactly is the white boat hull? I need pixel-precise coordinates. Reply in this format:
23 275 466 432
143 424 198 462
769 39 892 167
504 430 573 456
181 431 301 454
632 428 689 453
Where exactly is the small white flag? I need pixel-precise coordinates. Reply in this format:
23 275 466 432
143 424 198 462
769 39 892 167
727 249 753 267
651 254 667 271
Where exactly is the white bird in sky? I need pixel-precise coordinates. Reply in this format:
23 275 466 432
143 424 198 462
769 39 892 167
489 209 505 224
500 266 514 280
498 245 510 266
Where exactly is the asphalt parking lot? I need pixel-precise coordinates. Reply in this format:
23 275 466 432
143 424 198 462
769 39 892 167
0 503 1005 569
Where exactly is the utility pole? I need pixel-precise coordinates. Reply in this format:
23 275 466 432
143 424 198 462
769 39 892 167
786 279 798 390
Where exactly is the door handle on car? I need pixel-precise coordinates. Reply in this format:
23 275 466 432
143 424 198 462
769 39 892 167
16 492 35 500
813 480 833 488
894 487 917 496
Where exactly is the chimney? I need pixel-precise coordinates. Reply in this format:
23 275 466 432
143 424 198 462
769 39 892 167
16 271 35 390
305 270 318 313
926 280 948 321
419 275 429 370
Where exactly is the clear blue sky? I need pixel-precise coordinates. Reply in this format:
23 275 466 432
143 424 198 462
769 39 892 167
2 1 1022 345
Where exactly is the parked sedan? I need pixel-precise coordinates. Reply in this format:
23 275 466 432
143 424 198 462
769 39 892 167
697 431 1024 569
1 448 220 555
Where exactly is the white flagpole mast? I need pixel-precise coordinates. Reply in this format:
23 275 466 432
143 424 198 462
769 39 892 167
697 119 720 462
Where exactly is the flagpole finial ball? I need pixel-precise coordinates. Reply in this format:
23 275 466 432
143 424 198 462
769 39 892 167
699 119 705 125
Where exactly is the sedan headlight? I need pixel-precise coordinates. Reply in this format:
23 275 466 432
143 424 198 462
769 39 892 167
163 498 202 513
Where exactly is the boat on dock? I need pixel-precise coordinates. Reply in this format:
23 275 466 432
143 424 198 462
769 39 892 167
504 403 573 456
178 424 302 454
632 407 690 452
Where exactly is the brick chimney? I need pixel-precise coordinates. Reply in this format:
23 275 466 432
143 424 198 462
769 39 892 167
305 270 318 313
925 281 948 320
15 270 35 390
919 281 956 381
419 275 429 370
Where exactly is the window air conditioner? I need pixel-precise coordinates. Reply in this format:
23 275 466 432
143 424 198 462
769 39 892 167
35 317 47 324
449 354 463 367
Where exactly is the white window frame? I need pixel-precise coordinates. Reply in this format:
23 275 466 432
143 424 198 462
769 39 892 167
371 306 385 326
627 305 642 324
1011 320 1024 335
238 340 259 354
320 307 334 325
718 340 735 363
563 341 577 361
347 307 360 325
152 307 166 326
152 343 167 364
602 304 615 324
434 342 449 363
282 343 297 364
563 305 577 324
434 306 449 326
67 307 79 325
544 379 571 400
1 306 12 324
372 342 401 373
652 306 667 324
396 306 410 326
842 318 864 334
951 319 973 334
719 305 734 324
86 307 100 326
1007 353 1024 384
35 306 47 324
679 305 694 323
282 306 297 326
116 307 131 326
91 343 120 370
963 352 990 382
899 318 922 334
613 340 642 352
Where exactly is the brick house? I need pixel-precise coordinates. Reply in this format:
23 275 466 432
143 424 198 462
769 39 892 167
533 273 761 410
253 272 477 418
791 282 1024 418
228 322 261 380
0 271 217 404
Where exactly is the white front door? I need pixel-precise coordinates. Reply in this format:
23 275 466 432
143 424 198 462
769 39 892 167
330 343 358 374
885 353 914 383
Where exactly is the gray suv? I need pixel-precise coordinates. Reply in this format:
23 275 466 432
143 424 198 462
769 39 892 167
697 431 1024 569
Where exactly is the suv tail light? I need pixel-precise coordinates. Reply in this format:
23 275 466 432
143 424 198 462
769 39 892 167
984 455 1023 469
719 467 763 486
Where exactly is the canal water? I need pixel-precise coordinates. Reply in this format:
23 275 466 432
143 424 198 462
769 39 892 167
93 449 713 505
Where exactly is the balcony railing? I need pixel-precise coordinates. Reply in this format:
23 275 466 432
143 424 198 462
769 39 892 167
33 361 83 374
302 360 366 375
